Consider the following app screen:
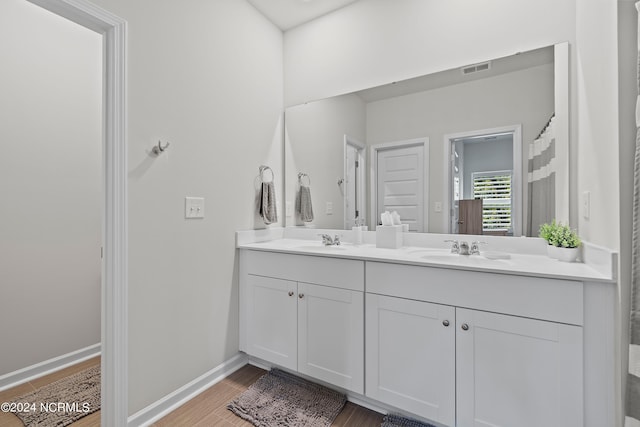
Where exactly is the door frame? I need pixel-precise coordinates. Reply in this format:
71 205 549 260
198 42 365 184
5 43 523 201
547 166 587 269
443 125 522 236
343 135 366 229
26 1 128 425
369 137 429 231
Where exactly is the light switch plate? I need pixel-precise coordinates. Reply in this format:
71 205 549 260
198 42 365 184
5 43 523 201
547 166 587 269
286 201 292 217
185 197 205 219
582 191 590 220
434 201 442 213
326 202 333 215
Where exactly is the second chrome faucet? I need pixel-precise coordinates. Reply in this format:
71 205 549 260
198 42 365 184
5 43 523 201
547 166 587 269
445 239 486 255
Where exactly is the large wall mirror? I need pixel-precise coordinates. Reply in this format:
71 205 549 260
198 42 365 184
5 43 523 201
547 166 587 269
284 43 569 237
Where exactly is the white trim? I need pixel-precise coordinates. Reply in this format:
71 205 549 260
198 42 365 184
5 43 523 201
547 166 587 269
443 125 522 236
0 344 101 391
127 353 248 427
25 1 128 426
343 135 367 229
369 138 430 232
553 42 570 225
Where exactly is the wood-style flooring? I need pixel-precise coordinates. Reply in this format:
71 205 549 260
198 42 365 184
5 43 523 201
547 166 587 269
1 361 383 426
153 364 384 427
0 356 100 427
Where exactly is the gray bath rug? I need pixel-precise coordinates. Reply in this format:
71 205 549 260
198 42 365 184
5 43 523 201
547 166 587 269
10 364 100 427
381 414 437 427
227 368 346 427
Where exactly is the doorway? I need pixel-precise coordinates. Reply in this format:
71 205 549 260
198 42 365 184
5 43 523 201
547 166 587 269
370 138 429 232
18 0 128 425
0 0 102 378
343 135 366 229
444 125 522 236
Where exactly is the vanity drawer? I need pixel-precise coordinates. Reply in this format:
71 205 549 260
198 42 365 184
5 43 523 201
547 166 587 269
241 250 364 292
366 262 583 325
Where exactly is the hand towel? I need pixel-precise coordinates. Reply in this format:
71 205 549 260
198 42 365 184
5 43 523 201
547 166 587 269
260 181 277 224
297 185 314 222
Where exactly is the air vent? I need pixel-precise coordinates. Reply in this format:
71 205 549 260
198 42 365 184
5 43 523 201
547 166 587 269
461 61 491 75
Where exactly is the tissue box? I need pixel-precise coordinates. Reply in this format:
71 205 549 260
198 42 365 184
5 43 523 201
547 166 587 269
376 225 403 249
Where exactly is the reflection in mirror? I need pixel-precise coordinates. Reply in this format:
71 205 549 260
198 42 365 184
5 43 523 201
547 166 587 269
285 44 569 236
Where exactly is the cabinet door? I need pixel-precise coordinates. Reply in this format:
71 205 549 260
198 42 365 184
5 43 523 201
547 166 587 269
297 282 364 393
365 294 456 426
456 308 583 427
245 274 298 370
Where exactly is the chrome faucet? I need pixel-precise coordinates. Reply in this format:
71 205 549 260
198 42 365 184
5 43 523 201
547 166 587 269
470 241 487 255
319 234 341 246
445 239 460 254
446 239 486 255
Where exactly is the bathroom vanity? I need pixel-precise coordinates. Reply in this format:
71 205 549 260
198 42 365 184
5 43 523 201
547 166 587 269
237 229 617 427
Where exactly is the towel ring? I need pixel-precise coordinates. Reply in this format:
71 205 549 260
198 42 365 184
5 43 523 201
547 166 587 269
259 165 274 183
298 172 311 186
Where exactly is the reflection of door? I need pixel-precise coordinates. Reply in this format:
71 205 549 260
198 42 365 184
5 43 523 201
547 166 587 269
458 199 483 234
344 136 366 229
377 144 424 231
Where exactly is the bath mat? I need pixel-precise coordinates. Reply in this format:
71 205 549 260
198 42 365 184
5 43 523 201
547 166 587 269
381 413 437 427
227 368 346 427
10 365 100 427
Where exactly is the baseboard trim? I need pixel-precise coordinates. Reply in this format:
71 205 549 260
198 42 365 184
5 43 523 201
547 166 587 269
0 343 101 391
127 352 248 427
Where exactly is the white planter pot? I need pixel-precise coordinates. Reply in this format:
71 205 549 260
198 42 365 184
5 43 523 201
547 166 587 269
547 245 579 262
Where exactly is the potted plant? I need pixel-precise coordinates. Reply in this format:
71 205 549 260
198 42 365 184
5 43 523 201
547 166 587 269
539 220 581 262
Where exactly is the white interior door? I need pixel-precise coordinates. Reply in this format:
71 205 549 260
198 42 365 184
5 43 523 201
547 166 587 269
376 144 425 231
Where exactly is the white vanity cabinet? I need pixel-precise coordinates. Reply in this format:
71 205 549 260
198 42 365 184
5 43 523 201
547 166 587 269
239 250 365 394
366 262 584 427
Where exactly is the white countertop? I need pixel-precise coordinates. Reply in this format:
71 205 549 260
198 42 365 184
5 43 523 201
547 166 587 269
236 229 617 283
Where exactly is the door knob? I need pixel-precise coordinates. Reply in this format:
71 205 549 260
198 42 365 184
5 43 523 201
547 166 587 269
288 291 294 297
461 323 469 331
442 320 450 327
298 293 304 299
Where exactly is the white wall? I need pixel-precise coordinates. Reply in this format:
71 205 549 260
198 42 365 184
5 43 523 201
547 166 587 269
285 94 366 228
0 0 101 375
366 65 553 232
576 1 620 251
284 0 575 107
89 0 283 414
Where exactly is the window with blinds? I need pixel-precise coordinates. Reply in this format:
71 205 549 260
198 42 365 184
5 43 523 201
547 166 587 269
472 170 512 232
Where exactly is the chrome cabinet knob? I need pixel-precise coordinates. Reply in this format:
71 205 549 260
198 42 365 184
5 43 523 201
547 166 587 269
442 320 450 327
288 291 294 297
298 293 304 299
461 323 469 331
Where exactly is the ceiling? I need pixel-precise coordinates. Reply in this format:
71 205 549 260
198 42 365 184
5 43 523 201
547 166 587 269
246 0 360 31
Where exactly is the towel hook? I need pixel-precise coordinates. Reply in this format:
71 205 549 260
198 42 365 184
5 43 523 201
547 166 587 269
152 140 170 155
259 165 274 183
298 172 311 186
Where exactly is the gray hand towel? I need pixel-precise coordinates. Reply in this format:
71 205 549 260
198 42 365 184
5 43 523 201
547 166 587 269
260 181 277 224
297 185 314 222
